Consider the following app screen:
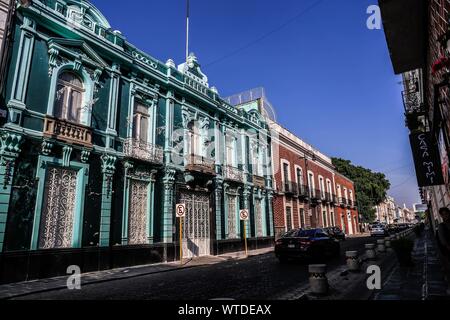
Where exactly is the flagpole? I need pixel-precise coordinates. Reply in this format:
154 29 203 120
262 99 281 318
186 0 190 61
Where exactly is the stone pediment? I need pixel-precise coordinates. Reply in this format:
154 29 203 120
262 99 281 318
47 38 109 70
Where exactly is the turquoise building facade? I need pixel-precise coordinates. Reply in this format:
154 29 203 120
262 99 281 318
0 0 274 283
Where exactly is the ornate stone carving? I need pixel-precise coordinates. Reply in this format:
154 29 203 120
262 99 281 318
62 146 73 167
48 48 60 76
0 131 23 158
41 140 54 156
81 149 91 163
101 154 117 175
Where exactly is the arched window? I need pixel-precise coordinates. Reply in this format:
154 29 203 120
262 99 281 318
54 72 84 123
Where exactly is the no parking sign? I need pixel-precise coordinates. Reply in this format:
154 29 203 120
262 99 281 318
176 204 186 218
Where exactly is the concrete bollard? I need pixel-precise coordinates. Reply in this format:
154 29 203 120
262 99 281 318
346 251 360 272
377 239 386 253
365 244 377 260
385 238 393 253
309 264 329 295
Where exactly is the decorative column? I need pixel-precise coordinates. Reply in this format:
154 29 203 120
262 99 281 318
147 170 158 244
99 154 117 247
161 168 176 243
105 63 121 150
240 129 248 183
164 90 175 164
214 117 222 172
243 186 252 237
0 131 23 252
223 182 229 239
261 190 268 236
214 177 224 240
267 191 275 237
121 161 133 245
7 16 36 127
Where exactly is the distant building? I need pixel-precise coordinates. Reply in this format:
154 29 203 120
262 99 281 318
375 196 396 224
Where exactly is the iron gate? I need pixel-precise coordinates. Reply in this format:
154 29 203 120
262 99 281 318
179 190 211 258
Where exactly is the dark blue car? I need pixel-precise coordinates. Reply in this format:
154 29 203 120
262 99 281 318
275 228 341 263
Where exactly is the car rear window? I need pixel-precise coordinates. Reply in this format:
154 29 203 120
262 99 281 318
293 229 316 237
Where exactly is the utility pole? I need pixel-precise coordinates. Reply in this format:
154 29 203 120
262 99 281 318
186 0 190 61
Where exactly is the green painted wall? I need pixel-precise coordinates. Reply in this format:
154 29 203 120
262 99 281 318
91 74 110 131
82 155 102 247
3 141 39 251
117 79 130 139
25 38 50 114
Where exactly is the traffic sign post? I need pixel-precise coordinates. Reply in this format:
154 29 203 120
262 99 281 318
176 204 186 265
240 209 249 257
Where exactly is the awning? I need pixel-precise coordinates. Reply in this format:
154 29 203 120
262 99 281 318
379 0 427 74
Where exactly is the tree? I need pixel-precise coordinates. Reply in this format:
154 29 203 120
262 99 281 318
332 158 391 223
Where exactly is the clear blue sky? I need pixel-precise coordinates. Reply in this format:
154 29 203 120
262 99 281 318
91 0 420 207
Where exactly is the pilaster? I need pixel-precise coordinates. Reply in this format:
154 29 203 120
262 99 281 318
161 167 176 243
99 154 117 247
243 186 252 237
105 63 121 149
267 191 275 237
7 16 36 127
164 90 175 164
0 131 23 252
214 177 223 240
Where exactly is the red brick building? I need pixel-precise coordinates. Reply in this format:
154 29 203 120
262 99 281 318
334 173 360 235
270 121 359 239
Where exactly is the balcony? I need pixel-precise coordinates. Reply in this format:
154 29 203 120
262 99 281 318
339 198 347 208
43 116 92 147
282 181 298 196
348 199 353 209
298 185 310 200
223 165 244 183
311 189 322 203
331 195 338 206
186 154 216 175
123 138 164 164
253 175 265 189
324 192 333 204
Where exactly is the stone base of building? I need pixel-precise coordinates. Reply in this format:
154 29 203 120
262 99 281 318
0 238 274 284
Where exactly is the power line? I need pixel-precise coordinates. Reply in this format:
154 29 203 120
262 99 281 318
204 0 326 68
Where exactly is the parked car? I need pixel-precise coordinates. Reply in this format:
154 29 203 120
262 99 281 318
370 224 389 237
386 224 399 234
275 228 340 263
324 227 346 241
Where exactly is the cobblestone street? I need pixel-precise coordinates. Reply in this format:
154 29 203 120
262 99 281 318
9 237 372 300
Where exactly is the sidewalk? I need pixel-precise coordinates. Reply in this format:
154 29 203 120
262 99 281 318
373 231 450 300
0 247 273 300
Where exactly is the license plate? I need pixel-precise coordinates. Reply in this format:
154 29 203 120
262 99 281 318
288 244 295 249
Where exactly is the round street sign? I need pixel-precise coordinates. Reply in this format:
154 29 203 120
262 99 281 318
240 209 249 221
176 204 186 218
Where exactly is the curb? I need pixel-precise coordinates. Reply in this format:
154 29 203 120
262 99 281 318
1 248 273 300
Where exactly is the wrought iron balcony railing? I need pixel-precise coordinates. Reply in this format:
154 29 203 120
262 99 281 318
281 181 298 195
339 197 348 207
253 175 266 189
348 199 353 208
186 154 216 175
311 189 322 202
332 195 339 205
298 185 310 199
123 138 164 164
324 192 333 203
223 165 244 183
43 116 93 147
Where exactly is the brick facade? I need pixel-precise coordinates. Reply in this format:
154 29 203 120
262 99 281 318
270 121 359 238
